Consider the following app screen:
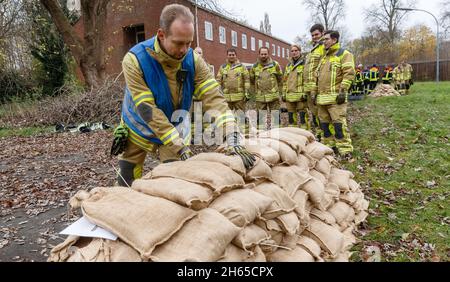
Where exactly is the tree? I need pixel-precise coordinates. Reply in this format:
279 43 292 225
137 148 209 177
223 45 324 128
40 0 110 89
440 1 450 39
398 24 436 61
259 12 271 35
302 0 345 30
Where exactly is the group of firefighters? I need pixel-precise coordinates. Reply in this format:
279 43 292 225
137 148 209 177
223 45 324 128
351 62 414 96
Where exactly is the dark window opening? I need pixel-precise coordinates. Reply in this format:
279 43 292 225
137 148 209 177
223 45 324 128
123 24 145 53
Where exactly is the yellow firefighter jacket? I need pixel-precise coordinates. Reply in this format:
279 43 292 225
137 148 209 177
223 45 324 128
249 58 283 103
393 66 403 82
283 57 305 102
122 38 236 154
216 60 250 102
303 42 326 93
402 63 413 81
316 43 355 105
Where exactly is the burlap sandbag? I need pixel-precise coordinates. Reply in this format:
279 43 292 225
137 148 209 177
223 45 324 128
317 193 335 211
348 178 360 192
150 208 241 262
76 187 196 259
272 165 311 197
66 238 142 262
296 154 312 171
297 235 322 259
310 208 337 225
259 131 308 154
292 190 310 232
329 251 350 262
339 192 358 205
48 235 80 262
257 137 298 165
354 198 370 212
245 157 273 181
267 127 316 143
355 211 369 225
132 178 213 210
188 152 245 175
218 244 266 262
267 245 315 262
328 202 354 225
325 183 341 200
300 177 325 205
309 169 327 184
342 226 357 251
244 139 281 165
150 160 245 194
275 212 300 235
303 219 344 258
253 181 297 219
209 189 273 227
232 224 270 251
315 157 331 177
304 141 334 160
328 167 354 192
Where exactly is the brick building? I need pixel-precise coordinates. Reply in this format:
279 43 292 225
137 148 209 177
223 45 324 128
69 0 292 77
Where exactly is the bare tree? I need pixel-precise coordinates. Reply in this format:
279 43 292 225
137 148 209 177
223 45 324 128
259 13 272 35
441 1 450 39
365 0 416 45
302 0 345 30
40 0 110 89
196 0 243 21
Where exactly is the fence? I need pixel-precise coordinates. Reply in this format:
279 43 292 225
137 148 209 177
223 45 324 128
409 59 450 81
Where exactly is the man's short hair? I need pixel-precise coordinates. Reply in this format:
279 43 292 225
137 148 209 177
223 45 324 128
310 24 324 33
160 4 194 34
291 44 301 51
258 46 269 54
324 30 340 42
227 48 237 54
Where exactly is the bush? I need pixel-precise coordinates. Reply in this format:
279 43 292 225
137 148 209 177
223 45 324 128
0 69 36 103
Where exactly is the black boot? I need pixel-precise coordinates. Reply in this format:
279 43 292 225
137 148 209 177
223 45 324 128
117 160 136 187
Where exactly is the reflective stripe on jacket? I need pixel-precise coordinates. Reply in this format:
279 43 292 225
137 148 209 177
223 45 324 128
283 58 305 102
250 58 283 102
216 61 250 102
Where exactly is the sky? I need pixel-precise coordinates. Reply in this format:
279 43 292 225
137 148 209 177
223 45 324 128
217 0 443 43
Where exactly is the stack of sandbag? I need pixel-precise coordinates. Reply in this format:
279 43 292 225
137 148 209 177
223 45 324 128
49 127 369 262
371 84 400 97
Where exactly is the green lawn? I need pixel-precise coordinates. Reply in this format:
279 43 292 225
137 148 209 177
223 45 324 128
346 82 450 261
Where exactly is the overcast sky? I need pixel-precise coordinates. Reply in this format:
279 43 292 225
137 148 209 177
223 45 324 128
217 0 442 43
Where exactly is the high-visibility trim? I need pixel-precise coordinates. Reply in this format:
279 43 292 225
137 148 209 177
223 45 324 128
215 112 236 128
129 130 154 152
133 91 154 107
342 62 354 68
194 79 219 99
160 127 179 145
317 93 338 105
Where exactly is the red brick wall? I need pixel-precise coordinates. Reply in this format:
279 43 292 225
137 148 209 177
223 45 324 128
73 0 292 78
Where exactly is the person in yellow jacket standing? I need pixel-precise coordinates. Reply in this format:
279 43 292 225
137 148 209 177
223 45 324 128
112 4 255 186
402 61 413 95
216 49 250 133
303 24 326 139
316 30 355 158
250 46 283 130
282 44 307 129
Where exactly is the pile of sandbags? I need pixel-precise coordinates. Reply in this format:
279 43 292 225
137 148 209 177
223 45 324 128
371 84 400 97
49 128 369 262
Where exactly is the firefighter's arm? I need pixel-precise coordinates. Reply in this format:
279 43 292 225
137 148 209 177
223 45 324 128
216 66 223 86
243 67 250 95
275 62 283 91
123 53 186 155
248 66 256 95
340 52 356 92
282 66 288 98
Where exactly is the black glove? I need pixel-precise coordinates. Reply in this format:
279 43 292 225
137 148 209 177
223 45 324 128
178 146 194 161
336 91 346 105
225 132 256 169
110 124 129 156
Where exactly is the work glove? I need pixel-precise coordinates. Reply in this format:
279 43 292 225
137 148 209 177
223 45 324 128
178 146 194 161
244 92 251 102
281 94 286 102
110 124 129 156
225 132 256 169
336 90 347 105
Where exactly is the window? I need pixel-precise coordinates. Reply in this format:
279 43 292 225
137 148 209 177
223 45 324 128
286 48 290 58
272 44 276 55
251 37 255 51
242 34 247 49
258 39 263 49
265 42 270 49
219 26 226 44
123 24 145 51
231 30 238 47
205 21 213 41
282 48 285 58
278 46 281 57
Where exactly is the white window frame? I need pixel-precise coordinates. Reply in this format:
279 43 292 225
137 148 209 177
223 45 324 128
272 44 276 55
286 48 290 58
277 46 281 57
258 39 263 49
231 30 238 47
242 34 247 49
205 21 213 41
282 48 285 58
266 42 270 49
251 37 255 51
219 26 226 44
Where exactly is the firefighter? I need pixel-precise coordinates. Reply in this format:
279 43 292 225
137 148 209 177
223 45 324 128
303 23 326 139
216 48 250 134
381 65 393 85
282 44 307 128
249 46 283 130
402 61 413 95
363 66 370 95
393 64 405 95
368 64 379 94
112 4 255 186
351 64 364 96
315 30 355 158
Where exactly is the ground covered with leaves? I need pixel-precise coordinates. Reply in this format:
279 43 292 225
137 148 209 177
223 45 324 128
0 82 448 261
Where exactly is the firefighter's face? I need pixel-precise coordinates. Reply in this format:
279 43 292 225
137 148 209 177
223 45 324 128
158 18 194 60
290 47 301 60
227 51 237 63
259 48 269 62
323 34 337 49
311 29 323 44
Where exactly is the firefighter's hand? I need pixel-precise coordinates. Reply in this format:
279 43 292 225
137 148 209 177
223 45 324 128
178 146 194 161
300 94 307 102
281 95 286 102
244 92 250 101
110 124 129 156
225 132 256 169
336 90 347 105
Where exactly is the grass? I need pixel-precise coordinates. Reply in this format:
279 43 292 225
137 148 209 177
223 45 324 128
0 126 54 138
345 82 450 261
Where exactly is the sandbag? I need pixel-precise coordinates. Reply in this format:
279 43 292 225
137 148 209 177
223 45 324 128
275 212 300 235
232 224 270 251
272 165 311 197
257 138 298 165
339 191 359 205
328 167 354 192
267 246 315 262
328 202 353 225
76 187 196 259
349 179 360 192
48 235 79 262
310 208 336 225
150 160 245 194
245 157 273 181
315 158 331 177
218 244 266 262
303 219 344 258
297 235 322 259
253 182 297 219
325 183 341 200
209 189 273 227
354 211 369 225
68 238 142 262
267 127 316 143
259 130 308 153
188 153 246 175
309 169 327 184
292 190 310 232
244 139 281 165
132 178 213 210
304 141 334 160
316 193 335 211
300 177 325 205
296 154 312 171
150 208 241 262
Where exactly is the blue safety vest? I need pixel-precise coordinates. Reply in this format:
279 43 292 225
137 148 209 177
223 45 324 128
121 36 195 145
